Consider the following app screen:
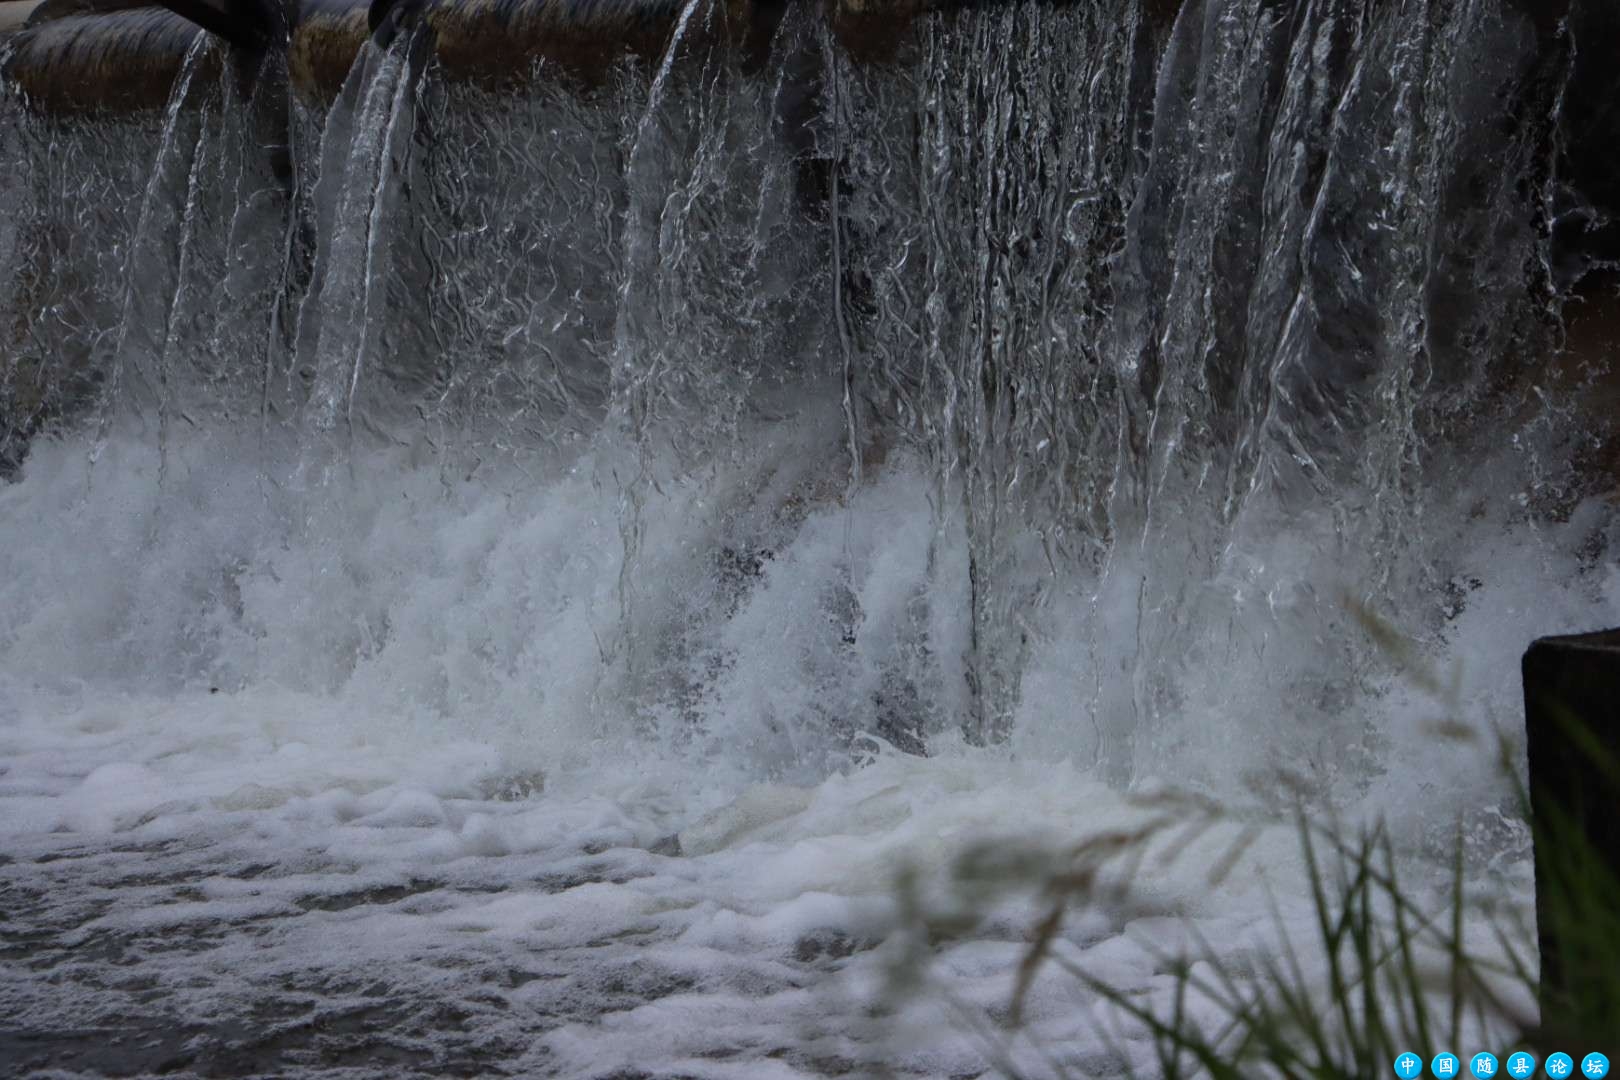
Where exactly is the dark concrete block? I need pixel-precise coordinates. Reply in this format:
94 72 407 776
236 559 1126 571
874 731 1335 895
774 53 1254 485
1522 628 1620 1037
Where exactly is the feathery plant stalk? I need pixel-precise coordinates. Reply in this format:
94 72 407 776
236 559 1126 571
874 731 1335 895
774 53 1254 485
886 605 1620 1077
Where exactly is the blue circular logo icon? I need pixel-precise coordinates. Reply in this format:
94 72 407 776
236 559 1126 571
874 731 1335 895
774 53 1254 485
1473 1053 1501 1079
1547 1054 1575 1079
1582 1054 1610 1079
1396 1054 1424 1080
1507 1054 1540 1080
1434 1054 1463 1079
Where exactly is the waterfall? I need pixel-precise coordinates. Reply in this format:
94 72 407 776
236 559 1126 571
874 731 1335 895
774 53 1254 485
0 0 1611 800
298 34 419 443
98 30 215 447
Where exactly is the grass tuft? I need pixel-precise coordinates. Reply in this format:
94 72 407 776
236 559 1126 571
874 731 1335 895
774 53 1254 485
884 606 1620 1077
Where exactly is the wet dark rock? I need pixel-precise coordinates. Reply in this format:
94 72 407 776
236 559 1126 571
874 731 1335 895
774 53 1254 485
3 5 222 113
0 1 45 33
293 0 738 103
294 879 438 912
792 928 871 963
1556 2 1620 292
476 768 546 801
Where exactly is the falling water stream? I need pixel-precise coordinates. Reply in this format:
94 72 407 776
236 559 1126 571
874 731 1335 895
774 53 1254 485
1 0 1616 1075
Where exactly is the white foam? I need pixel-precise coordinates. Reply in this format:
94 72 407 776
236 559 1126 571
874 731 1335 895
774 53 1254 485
0 420 1602 1073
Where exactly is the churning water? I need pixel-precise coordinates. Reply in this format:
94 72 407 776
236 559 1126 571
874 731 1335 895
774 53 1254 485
1 0 1616 1075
